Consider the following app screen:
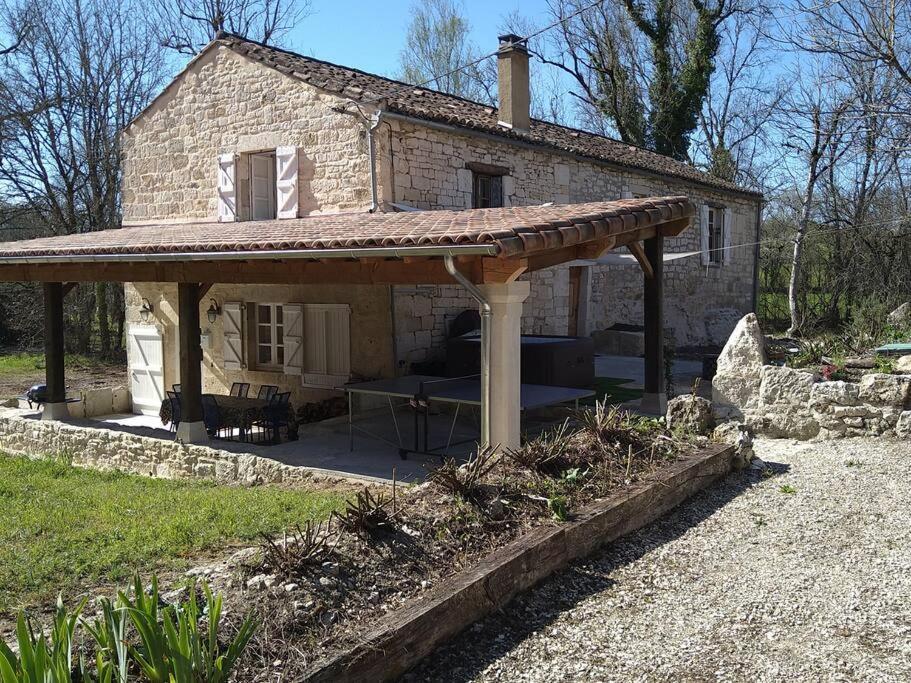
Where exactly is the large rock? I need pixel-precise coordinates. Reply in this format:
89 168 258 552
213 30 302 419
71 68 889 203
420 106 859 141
858 373 911 408
666 394 715 435
753 365 819 439
712 313 767 420
897 411 911 439
712 422 754 468
887 302 910 327
893 355 911 375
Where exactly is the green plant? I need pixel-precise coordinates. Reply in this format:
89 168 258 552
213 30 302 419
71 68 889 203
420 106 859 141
504 420 572 476
778 484 797 494
0 596 87 682
83 594 130 683
121 575 256 683
547 495 569 522
874 356 895 374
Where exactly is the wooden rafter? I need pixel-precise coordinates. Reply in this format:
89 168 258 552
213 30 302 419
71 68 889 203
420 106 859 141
626 241 654 279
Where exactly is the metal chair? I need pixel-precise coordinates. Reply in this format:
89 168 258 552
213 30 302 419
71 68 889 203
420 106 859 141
201 395 223 438
256 385 279 401
230 382 250 398
166 391 182 434
255 392 291 444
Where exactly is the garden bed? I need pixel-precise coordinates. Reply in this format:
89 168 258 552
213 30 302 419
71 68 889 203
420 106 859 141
210 406 732 680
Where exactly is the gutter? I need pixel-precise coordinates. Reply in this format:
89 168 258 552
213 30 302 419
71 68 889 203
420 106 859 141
0 244 498 265
443 255 491 449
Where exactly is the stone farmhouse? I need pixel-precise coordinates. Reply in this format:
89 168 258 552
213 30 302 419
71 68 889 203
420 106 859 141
119 33 761 413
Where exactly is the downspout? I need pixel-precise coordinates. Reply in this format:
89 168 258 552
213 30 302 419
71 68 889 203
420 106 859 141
366 111 383 213
443 255 491 449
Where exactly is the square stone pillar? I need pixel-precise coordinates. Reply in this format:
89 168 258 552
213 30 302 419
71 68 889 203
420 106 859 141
478 280 530 451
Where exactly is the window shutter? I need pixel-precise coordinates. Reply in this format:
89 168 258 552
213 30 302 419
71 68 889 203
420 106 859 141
275 146 299 219
723 208 734 265
283 303 303 375
217 153 237 222
223 302 244 370
621 190 634 199
700 205 711 266
303 304 350 387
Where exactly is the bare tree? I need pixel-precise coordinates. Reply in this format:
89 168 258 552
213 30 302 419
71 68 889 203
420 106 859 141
398 0 495 104
0 0 167 355
152 0 310 55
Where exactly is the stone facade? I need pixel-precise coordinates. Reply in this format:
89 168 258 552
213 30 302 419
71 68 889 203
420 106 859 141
121 46 760 401
0 408 350 486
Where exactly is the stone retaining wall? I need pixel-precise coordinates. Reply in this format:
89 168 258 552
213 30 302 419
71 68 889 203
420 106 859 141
0 409 339 487
713 314 911 441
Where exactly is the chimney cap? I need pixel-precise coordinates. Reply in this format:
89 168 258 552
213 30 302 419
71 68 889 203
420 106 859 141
498 33 527 50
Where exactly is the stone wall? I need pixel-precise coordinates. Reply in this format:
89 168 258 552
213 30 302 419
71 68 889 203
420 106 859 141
713 315 911 440
125 282 395 407
384 117 759 365
122 46 378 222
0 408 347 486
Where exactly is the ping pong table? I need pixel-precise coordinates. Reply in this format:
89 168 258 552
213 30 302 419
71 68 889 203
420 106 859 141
346 374 595 458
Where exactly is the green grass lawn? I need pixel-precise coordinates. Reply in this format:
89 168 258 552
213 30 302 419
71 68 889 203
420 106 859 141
0 352 101 375
0 454 348 613
585 376 644 405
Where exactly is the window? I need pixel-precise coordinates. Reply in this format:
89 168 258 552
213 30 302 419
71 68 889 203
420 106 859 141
472 173 503 208
256 303 284 369
217 147 298 222
707 207 724 265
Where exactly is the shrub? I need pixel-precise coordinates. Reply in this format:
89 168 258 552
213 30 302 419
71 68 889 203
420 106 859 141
0 576 256 683
332 487 395 538
428 448 497 503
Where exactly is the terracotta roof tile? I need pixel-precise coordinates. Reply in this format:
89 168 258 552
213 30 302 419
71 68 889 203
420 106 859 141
215 34 760 198
0 197 694 261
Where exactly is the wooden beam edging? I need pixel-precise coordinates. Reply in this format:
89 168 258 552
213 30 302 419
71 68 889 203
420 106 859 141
304 443 736 682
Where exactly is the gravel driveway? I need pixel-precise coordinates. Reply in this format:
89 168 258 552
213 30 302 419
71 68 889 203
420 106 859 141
409 438 911 682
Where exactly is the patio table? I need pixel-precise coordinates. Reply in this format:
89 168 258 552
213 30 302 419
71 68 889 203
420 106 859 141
159 394 271 433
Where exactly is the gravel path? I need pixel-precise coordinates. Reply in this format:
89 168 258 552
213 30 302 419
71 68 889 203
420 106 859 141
409 438 911 683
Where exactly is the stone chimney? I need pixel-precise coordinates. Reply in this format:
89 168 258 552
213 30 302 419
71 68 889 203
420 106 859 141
497 34 530 132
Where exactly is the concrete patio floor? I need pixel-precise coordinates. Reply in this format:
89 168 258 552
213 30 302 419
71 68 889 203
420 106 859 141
88 406 481 483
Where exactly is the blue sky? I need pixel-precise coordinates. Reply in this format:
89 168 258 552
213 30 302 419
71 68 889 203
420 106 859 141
287 0 553 79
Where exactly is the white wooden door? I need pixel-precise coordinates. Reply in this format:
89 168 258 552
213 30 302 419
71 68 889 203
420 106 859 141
127 325 164 416
250 154 276 220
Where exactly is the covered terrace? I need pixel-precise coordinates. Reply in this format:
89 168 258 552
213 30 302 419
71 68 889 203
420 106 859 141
0 196 693 453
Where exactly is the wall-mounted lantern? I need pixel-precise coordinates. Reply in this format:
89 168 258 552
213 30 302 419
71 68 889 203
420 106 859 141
206 299 221 324
139 298 154 323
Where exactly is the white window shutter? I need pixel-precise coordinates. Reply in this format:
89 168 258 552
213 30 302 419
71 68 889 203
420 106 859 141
217 153 237 222
275 146 299 219
303 304 350 387
223 302 243 370
283 303 303 375
700 204 711 266
723 208 734 265
621 189 634 199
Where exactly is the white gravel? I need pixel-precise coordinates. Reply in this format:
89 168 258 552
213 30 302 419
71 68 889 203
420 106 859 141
409 437 911 682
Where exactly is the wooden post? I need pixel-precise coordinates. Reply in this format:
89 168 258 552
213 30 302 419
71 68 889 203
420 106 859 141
42 282 69 420
176 282 207 443
641 235 666 415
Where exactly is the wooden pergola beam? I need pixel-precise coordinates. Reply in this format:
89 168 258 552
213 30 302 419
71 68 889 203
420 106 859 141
626 241 654 279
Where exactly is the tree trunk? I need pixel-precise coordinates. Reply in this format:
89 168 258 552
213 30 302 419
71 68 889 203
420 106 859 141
95 282 110 358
